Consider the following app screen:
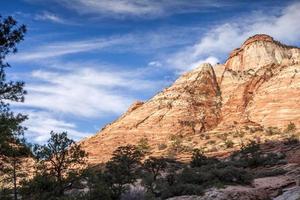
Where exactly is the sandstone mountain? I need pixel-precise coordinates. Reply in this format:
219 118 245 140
81 34 300 164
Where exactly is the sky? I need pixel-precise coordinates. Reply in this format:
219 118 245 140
1 0 300 144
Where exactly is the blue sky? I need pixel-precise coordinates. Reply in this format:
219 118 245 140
1 0 300 143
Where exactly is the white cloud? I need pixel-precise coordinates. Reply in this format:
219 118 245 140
10 36 131 61
14 67 164 118
55 0 223 18
13 63 167 143
148 61 162 67
35 11 69 24
23 110 92 143
9 27 199 62
166 2 300 71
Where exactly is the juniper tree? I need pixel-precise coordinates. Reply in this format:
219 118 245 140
33 131 87 197
105 145 144 199
0 15 27 200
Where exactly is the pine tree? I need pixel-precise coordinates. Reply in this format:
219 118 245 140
0 15 27 200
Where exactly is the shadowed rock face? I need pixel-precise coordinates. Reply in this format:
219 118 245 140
81 34 300 164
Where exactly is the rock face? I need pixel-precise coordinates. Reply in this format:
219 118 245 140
81 34 300 164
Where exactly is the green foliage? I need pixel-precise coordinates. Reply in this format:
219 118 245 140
136 138 151 155
142 157 167 196
265 126 281 136
105 145 144 199
20 174 57 200
225 140 234 148
158 143 167 150
231 141 285 168
284 135 299 145
254 168 287 178
190 149 219 168
285 122 296 133
33 131 87 197
161 183 203 199
0 15 27 200
0 15 27 154
80 169 112 200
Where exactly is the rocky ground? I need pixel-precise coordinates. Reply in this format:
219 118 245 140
167 141 300 200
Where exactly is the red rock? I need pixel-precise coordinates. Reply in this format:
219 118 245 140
81 35 300 164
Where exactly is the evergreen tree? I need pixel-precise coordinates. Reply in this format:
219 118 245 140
0 15 27 152
33 131 87 197
0 15 27 200
105 145 144 199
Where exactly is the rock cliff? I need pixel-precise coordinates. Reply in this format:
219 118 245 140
81 34 300 164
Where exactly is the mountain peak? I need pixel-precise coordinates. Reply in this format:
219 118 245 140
225 34 300 71
81 35 300 164
243 34 274 46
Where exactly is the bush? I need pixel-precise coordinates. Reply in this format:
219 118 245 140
254 168 287 178
137 138 151 154
158 143 167 150
161 183 203 199
190 149 219 168
20 174 58 200
285 122 296 133
213 166 252 185
284 135 299 145
225 140 234 148
231 141 285 168
265 126 281 136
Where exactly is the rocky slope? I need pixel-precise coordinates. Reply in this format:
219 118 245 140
80 34 300 164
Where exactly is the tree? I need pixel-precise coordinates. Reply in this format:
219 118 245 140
1 142 31 200
0 15 27 151
190 149 219 168
136 137 151 155
105 145 144 199
0 15 27 200
33 131 87 197
142 157 167 196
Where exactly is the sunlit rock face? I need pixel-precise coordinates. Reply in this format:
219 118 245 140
225 34 300 72
81 34 300 164
81 63 222 164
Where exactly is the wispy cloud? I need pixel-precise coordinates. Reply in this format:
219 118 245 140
22 110 92 143
34 11 70 24
53 0 225 18
14 66 165 118
10 36 131 61
166 1 300 71
9 27 200 62
13 62 167 143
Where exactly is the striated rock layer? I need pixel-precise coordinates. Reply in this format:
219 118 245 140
81 34 300 164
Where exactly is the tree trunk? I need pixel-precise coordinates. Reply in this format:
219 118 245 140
13 157 17 200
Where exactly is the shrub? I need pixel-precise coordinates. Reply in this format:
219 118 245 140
161 183 203 199
158 143 167 150
137 138 151 154
254 168 287 178
190 149 219 168
231 141 285 168
265 126 281 136
284 135 299 145
285 122 296 133
207 140 216 145
105 145 144 199
225 140 234 148
213 166 252 185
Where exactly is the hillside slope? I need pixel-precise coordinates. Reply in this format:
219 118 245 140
81 34 300 164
